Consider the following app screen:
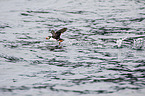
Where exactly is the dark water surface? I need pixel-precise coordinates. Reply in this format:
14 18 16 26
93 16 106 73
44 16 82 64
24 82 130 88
0 0 145 96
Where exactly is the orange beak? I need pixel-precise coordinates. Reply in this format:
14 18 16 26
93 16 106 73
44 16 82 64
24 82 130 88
46 37 49 39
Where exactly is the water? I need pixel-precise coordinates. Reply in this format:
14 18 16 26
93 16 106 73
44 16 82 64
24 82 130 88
0 0 145 96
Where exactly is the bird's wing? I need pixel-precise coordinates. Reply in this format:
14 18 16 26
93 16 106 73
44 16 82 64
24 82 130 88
55 28 67 38
51 30 56 38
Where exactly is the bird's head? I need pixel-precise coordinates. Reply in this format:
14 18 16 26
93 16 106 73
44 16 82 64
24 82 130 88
46 36 51 40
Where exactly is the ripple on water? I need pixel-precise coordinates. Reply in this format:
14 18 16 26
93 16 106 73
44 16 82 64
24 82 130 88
0 23 10 29
0 0 145 96
0 54 23 63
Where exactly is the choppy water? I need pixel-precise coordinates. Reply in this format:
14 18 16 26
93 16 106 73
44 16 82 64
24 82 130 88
0 0 145 96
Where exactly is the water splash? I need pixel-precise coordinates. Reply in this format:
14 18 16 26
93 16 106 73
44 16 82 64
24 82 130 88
133 38 144 50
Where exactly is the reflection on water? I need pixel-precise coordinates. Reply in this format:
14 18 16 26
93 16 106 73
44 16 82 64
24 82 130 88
0 0 145 96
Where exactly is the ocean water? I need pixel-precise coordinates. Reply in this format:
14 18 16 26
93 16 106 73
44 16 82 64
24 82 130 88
0 0 145 96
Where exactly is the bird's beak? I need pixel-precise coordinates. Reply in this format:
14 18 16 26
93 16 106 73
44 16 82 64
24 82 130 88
46 37 49 39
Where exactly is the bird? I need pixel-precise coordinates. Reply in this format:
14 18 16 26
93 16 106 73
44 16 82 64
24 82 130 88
46 28 67 45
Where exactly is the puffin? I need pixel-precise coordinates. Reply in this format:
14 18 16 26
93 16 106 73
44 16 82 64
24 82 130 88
46 28 67 45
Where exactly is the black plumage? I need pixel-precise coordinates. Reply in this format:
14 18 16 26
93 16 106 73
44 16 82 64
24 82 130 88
51 28 67 40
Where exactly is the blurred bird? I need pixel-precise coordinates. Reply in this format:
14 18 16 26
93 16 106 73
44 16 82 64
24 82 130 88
46 28 67 45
